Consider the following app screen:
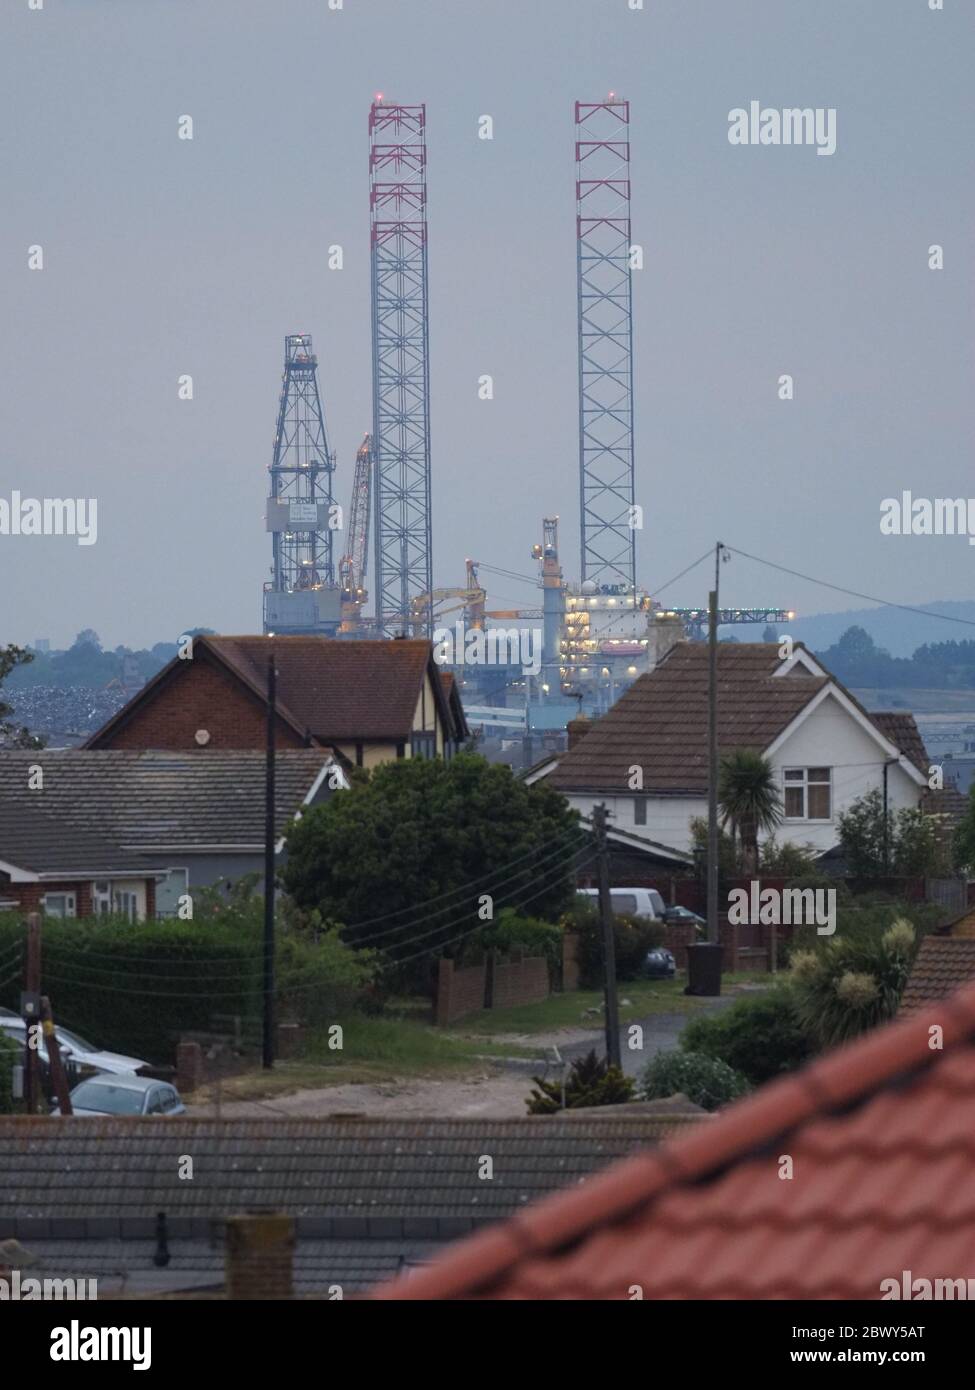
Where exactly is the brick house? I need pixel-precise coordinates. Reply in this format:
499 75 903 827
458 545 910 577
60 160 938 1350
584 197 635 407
86 635 468 769
0 794 166 920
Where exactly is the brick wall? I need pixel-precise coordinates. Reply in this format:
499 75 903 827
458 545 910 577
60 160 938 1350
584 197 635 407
490 954 549 1011
562 931 580 991
435 954 551 1025
435 959 487 1026
96 656 305 751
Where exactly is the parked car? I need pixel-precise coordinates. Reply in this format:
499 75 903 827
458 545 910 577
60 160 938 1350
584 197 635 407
643 946 677 979
577 887 667 921
661 905 706 933
51 1073 185 1117
0 1017 148 1080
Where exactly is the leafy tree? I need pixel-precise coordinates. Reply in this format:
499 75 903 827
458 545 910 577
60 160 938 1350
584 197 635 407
718 749 782 874
954 783 975 874
789 919 916 1049
0 644 44 748
526 1049 634 1114
689 814 737 877
281 753 581 985
838 790 945 877
762 625 778 644
73 628 102 651
640 1050 749 1112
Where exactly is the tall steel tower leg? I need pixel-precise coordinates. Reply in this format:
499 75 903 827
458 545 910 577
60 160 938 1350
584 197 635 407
575 98 636 597
263 333 338 634
369 100 433 638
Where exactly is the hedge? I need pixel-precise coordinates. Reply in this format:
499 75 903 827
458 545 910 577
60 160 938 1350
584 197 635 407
0 1030 18 1114
0 912 373 1067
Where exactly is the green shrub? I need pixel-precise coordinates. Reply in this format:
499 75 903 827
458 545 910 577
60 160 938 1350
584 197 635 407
679 988 810 1085
457 909 563 981
565 898 664 986
526 1048 635 1114
789 918 917 1049
0 1030 18 1114
640 1049 749 1111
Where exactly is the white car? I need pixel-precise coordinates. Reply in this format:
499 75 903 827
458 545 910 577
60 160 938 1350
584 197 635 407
0 1017 148 1078
576 886 668 922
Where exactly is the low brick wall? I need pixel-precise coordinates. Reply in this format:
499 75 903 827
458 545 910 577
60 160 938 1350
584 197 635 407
435 959 487 1026
562 931 581 991
435 953 551 1025
491 955 549 1011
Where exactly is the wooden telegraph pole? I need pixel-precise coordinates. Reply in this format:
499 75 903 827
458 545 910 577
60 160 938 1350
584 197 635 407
592 804 621 1069
22 912 42 1113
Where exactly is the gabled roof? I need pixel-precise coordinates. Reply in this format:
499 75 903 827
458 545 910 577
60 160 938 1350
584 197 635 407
545 642 926 796
373 978 975 1300
0 749 339 859
87 636 454 747
547 643 824 795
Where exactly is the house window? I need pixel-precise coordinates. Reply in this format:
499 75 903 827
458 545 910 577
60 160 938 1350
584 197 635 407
93 881 112 915
411 732 436 760
784 767 832 820
634 797 647 825
43 893 76 919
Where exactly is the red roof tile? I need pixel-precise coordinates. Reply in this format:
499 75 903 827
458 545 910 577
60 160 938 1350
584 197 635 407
900 937 975 1016
372 979 975 1300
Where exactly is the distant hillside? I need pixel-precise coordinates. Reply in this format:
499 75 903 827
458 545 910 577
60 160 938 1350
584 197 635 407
778 601 975 659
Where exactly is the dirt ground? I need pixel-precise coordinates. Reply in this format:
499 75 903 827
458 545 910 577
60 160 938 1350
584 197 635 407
188 1070 535 1119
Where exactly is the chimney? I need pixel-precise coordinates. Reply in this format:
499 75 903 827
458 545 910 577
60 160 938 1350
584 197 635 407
566 715 591 751
225 1213 295 1300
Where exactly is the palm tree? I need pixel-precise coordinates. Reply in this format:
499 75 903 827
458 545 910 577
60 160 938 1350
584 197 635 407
718 749 782 875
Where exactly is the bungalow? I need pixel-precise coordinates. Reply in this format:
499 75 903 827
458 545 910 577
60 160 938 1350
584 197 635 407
86 635 469 768
526 642 930 858
0 748 346 916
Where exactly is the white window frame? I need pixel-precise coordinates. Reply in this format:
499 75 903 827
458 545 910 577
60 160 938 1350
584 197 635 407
783 766 832 822
93 881 112 915
42 892 76 919
112 889 139 922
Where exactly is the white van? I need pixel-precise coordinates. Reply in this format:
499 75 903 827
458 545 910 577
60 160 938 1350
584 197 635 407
577 886 667 922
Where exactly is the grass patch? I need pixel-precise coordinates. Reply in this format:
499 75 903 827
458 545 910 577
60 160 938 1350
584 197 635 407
454 973 773 1036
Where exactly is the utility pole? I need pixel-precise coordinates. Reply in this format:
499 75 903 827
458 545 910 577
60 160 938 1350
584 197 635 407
706 544 722 946
262 648 277 1071
41 997 73 1115
22 912 41 1114
592 803 621 1069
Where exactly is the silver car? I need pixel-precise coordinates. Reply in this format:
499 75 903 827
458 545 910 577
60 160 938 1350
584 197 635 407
51 1074 185 1117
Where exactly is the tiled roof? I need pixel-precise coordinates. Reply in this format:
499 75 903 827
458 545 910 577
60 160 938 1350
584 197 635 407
900 936 975 1015
372 980 975 1300
0 1115 703 1233
547 643 826 795
870 712 929 774
0 749 335 865
0 795 164 877
212 636 441 742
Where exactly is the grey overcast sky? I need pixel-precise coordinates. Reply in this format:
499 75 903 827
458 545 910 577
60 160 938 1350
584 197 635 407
1 0 972 649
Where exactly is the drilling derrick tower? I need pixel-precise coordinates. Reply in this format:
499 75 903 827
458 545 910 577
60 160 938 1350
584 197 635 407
575 97 636 599
263 333 340 635
369 100 433 637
